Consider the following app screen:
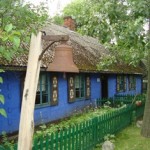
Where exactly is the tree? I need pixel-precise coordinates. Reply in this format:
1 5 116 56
141 19 150 137
62 0 149 65
0 0 48 117
0 0 48 61
59 0 150 137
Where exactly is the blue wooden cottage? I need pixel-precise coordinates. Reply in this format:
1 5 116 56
0 23 143 134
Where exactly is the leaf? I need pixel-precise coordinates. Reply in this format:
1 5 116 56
3 51 12 61
13 36 20 48
2 36 8 41
0 109 7 118
0 145 5 150
0 46 5 52
0 94 5 104
12 31 21 36
0 77 3 83
4 24 13 33
0 69 5 73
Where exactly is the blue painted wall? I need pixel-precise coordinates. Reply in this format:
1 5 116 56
0 72 21 134
108 74 116 98
107 74 142 97
0 71 142 134
34 73 101 125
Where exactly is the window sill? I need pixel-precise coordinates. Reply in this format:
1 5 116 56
117 90 126 93
35 103 50 109
129 89 136 91
75 98 86 101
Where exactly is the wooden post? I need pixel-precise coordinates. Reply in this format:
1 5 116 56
18 32 42 150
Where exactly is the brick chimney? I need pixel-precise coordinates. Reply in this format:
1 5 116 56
63 16 76 31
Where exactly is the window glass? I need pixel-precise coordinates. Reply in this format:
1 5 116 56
129 76 136 90
117 75 126 92
36 73 49 105
75 75 85 98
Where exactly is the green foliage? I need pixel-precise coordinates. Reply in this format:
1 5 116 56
0 75 7 117
0 76 3 83
0 109 7 118
62 0 149 66
35 106 115 138
1 132 14 150
0 0 48 61
0 94 4 104
52 15 64 25
104 134 115 142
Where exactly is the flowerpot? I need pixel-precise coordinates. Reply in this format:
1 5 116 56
135 101 142 106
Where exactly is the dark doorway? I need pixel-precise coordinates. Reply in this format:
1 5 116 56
101 75 108 99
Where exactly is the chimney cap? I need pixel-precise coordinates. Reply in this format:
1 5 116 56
63 16 76 31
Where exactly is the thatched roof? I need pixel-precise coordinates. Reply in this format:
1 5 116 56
0 24 143 74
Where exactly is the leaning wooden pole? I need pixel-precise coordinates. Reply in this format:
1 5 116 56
18 32 42 150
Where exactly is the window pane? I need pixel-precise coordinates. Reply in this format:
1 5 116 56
117 75 126 92
42 94 48 103
81 90 84 97
35 73 49 105
75 76 79 88
75 75 85 99
35 92 40 104
129 76 136 90
75 90 80 98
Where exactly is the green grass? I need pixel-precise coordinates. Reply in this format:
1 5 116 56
115 124 150 150
95 124 150 150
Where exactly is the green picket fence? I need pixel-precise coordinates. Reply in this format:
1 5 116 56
31 103 145 150
96 94 146 107
114 94 145 104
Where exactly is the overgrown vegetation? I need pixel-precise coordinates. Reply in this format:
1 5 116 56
35 105 116 138
0 132 15 150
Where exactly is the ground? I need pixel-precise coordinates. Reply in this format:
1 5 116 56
95 124 150 150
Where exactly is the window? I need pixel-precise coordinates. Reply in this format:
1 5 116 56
35 73 58 106
129 76 136 90
36 73 49 106
117 75 126 92
75 75 85 99
68 74 91 102
21 72 58 107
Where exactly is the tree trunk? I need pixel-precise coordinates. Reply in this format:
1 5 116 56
141 19 150 137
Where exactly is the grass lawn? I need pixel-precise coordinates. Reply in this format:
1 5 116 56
95 124 150 150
